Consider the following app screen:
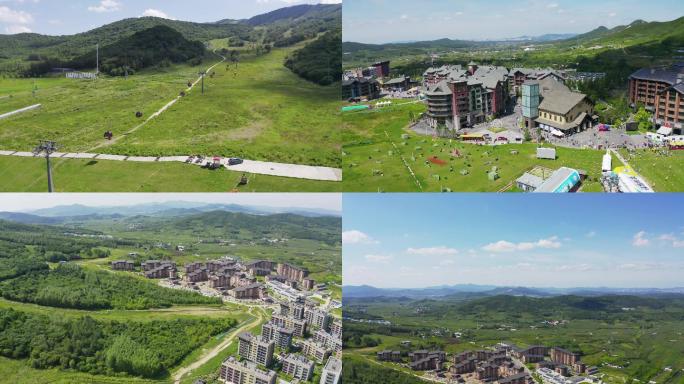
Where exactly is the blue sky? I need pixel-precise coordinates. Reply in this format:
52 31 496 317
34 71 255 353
343 194 684 289
0 0 340 35
343 0 684 43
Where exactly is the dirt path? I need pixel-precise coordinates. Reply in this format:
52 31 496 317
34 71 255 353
172 306 265 384
89 51 227 152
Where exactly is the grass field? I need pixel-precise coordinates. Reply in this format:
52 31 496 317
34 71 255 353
342 102 609 192
0 156 340 192
619 148 684 192
0 44 340 191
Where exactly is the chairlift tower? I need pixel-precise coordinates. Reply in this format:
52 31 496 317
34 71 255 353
33 140 58 192
198 70 207 95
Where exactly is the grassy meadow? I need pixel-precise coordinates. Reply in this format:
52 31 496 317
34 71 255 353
342 101 609 192
0 44 339 167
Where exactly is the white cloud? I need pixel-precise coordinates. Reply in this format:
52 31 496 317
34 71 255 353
632 231 649 247
88 0 120 13
659 233 684 248
0 5 32 24
406 246 458 256
439 259 456 266
4 24 29 33
547 3 559 8
585 231 596 238
482 236 561 252
342 230 377 245
141 8 173 19
364 254 392 264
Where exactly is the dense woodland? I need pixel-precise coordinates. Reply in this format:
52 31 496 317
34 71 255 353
0 263 221 310
285 29 342 86
0 308 235 378
24 26 207 77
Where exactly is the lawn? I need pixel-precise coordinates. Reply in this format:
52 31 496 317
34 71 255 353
0 45 339 168
619 148 684 192
342 102 608 192
0 156 340 192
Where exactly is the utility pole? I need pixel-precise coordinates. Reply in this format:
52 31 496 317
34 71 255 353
33 140 58 193
96 43 99 74
198 71 206 95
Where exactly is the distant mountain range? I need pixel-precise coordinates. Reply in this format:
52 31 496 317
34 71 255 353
0 202 340 224
343 284 684 299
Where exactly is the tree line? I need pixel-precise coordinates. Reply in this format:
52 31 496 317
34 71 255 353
0 308 235 378
0 263 222 310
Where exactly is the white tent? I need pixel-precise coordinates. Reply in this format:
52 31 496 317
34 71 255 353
657 126 673 136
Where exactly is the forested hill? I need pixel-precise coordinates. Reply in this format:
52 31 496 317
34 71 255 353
392 294 684 322
0 3 342 79
139 211 341 246
24 25 207 77
286 29 342 85
0 17 250 61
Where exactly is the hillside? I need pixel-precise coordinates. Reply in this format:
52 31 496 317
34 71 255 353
285 29 342 85
25 25 207 77
0 3 341 77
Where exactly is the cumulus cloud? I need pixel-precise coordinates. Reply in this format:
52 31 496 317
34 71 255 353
342 230 377 245
482 236 561 252
88 0 120 13
632 231 649 247
141 8 173 19
406 246 458 256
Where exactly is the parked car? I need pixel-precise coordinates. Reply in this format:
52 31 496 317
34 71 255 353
228 158 244 166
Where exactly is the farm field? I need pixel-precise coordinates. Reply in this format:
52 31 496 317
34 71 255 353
0 156 341 192
342 102 609 192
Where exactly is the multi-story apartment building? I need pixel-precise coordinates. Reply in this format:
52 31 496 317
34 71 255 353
281 354 315 381
304 307 330 330
271 314 307 337
423 63 509 130
629 64 684 111
302 339 331 363
313 330 342 353
237 332 275 367
279 300 306 320
549 347 581 366
320 356 342 384
329 318 342 337
377 350 402 362
229 283 263 300
219 356 276 384
342 77 381 100
261 322 294 350
111 260 134 271
276 263 309 282
655 83 684 133
372 60 391 78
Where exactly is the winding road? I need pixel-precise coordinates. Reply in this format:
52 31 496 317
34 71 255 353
172 306 266 384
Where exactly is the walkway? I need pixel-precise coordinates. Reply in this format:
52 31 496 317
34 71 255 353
0 150 341 182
